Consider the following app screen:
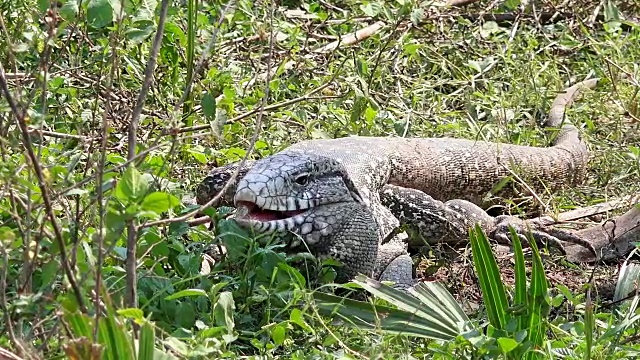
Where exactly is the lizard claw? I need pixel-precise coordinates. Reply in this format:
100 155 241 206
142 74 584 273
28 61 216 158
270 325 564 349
490 216 597 258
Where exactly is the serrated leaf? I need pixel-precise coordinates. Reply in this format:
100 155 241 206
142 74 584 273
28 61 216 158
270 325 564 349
141 192 180 214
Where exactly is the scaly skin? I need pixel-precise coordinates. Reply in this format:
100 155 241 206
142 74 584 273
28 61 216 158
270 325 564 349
196 78 600 288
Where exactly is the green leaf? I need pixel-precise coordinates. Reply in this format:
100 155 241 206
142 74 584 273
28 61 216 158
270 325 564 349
290 308 313 333
314 277 470 341
469 225 509 330
202 92 217 119
502 0 521 10
350 96 368 124
175 302 196 329
87 0 114 28
141 192 180 214
213 292 236 333
133 0 158 21
137 321 155 360
360 2 381 17
525 231 550 356
125 20 155 45
117 308 144 320
509 226 529 333
165 289 208 300
60 0 79 21
115 166 149 202
271 323 286 346
497 337 519 353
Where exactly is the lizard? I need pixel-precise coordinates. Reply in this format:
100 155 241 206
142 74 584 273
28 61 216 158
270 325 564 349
195 78 600 289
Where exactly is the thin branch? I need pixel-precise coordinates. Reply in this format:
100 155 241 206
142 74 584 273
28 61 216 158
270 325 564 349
141 0 285 230
313 21 386 53
447 0 482 6
0 62 86 313
93 3 124 340
124 0 171 310
170 79 339 135
27 127 93 141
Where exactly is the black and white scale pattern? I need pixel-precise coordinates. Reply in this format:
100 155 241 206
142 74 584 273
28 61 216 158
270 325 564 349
195 78 600 288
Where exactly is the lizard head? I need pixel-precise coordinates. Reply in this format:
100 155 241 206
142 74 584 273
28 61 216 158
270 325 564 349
232 151 366 240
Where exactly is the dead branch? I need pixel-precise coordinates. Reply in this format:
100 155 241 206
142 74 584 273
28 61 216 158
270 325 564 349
537 193 640 226
565 204 640 263
0 20 87 315
447 0 482 6
313 21 386 53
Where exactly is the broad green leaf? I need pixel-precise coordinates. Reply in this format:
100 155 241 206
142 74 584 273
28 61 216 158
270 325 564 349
290 308 313 333
125 20 155 45
201 92 216 119
133 0 158 21
360 2 381 16
503 0 521 10
350 96 368 124
141 192 180 214
497 337 519 353
175 302 196 329
271 323 286 345
165 289 208 300
87 0 114 29
115 166 149 202
117 308 144 320
213 292 236 333
60 0 79 21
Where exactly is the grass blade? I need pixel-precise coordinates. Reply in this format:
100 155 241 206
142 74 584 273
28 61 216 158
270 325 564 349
469 224 509 330
509 226 529 332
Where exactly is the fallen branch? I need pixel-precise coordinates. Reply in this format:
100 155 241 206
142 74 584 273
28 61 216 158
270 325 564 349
537 193 640 226
312 21 386 54
447 0 482 6
564 204 640 263
455 12 639 30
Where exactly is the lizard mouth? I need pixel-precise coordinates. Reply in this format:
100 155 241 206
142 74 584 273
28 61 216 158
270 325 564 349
235 201 306 222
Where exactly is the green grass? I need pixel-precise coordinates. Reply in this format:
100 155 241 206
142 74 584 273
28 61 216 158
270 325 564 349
0 0 639 358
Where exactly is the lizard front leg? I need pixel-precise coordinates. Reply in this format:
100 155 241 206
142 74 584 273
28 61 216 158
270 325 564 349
380 184 597 257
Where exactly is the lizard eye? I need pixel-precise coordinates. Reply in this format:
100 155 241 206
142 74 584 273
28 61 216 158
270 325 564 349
294 173 310 186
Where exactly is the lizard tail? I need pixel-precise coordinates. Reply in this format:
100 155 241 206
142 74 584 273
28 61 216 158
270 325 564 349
545 77 600 147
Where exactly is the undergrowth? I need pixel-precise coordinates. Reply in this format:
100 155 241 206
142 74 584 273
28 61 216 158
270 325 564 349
0 0 639 358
